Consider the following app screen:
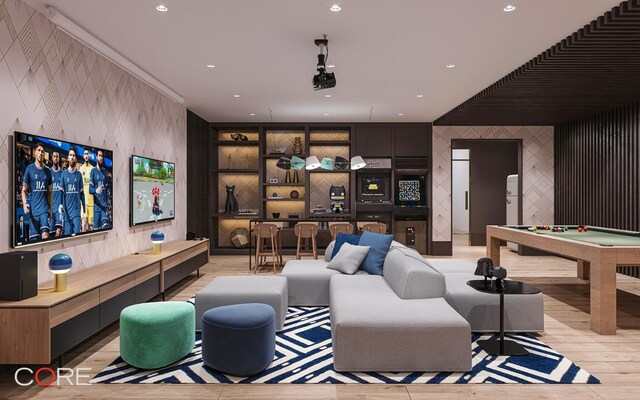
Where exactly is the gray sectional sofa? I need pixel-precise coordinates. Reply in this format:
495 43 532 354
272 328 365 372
281 242 544 372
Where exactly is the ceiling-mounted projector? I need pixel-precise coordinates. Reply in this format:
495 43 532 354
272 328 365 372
313 36 336 90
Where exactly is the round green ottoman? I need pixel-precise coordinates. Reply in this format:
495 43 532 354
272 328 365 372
120 302 195 369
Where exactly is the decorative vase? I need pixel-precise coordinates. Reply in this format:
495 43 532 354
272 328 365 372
290 190 299 199
292 170 299 183
293 137 303 155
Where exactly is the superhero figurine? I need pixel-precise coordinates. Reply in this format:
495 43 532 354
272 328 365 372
330 185 346 213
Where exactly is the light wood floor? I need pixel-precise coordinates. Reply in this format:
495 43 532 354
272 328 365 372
2 241 640 400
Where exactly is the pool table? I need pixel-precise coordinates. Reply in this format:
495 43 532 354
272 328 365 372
486 225 640 335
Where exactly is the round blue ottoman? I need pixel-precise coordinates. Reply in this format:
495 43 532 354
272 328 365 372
202 303 276 376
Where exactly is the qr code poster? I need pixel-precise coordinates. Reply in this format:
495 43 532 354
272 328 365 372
399 180 421 201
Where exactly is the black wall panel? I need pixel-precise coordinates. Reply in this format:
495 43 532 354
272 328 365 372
555 102 640 277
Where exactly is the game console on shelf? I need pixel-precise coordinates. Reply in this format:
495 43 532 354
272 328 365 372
237 209 259 215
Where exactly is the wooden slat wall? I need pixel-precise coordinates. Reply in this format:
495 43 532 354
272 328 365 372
187 110 210 239
555 102 640 277
435 0 640 126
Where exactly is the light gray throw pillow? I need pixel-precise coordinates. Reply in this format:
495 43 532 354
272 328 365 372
326 243 370 274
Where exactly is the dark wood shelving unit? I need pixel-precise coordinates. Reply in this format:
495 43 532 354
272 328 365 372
201 123 434 255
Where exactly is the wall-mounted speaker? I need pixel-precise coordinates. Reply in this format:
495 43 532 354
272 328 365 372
0 251 38 301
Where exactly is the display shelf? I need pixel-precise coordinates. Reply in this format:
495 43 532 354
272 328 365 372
309 141 351 146
264 183 305 186
213 169 259 174
264 198 305 202
308 169 351 173
213 141 260 146
213 213 259 219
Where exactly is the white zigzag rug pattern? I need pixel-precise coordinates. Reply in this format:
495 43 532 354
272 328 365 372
90 306 599 384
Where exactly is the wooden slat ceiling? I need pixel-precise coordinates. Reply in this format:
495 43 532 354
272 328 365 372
435 0 640 126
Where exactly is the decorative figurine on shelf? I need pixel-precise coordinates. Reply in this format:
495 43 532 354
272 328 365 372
330 185 346 213
231 133 248 141
230 228 250 248
224 185 239 214
293 137 303 155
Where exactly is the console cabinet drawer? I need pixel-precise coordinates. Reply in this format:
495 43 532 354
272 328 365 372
100 274 135 302
50 289 100 327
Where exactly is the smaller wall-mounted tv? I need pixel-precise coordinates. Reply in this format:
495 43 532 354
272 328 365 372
13 131 114 248
395 174 427 207
130 155 175 226
357 175 391 203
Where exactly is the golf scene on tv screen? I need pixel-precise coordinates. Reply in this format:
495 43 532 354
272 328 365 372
13 131 114 247
131 155 175 226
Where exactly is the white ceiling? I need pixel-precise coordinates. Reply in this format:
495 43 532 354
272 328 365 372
25 0 622 123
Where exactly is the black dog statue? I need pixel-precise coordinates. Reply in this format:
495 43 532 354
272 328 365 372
225 185 239 214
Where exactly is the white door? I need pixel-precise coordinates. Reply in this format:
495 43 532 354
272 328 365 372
452 149 470 234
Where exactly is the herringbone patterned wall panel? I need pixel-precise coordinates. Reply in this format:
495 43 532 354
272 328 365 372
0 1 186 282
432 126 554 242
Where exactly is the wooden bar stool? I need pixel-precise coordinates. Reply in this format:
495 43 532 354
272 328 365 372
328 222 354 240
361 222 387 234
254 223 281 273
294 223 319 260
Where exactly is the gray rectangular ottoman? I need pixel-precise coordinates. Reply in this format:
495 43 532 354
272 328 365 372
195 276 287 331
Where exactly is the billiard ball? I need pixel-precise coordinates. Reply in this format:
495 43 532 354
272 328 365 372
578 227 583 232
528 226 537 232
583 226 588 232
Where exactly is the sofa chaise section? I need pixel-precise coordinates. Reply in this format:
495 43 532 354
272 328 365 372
426 259 544 333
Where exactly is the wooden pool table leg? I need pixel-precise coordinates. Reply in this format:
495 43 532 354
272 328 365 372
590 253 617 335
487 235 501 265
577 260 590 280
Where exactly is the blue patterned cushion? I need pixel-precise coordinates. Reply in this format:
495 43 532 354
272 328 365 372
358 231 394 275
330 233 361 260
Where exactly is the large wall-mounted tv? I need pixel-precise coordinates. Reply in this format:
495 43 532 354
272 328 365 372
13 131 114 248
130 155 175 226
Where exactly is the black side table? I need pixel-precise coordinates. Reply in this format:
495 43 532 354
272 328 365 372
467 279 541 356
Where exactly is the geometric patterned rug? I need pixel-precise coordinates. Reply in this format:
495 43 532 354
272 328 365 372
90 307 599 384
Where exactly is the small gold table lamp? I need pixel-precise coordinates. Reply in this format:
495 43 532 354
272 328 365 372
151 231 165 255
49 253 72 292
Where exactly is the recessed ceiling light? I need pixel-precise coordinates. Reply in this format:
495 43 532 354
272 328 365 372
446 64 456 68
206 64 215 68
249 113 256 116
416 94 424 98
233 94 240 98
330 5 342 12
325 94 332 98
156 5 168 12
327 64 335 68
503 4 516 12
397 113 404 116
324 113 330 116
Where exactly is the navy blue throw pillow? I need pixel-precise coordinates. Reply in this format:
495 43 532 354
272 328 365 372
358 231 393 275
331 233 361 260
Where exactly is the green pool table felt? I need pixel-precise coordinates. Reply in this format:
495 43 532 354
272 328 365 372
510 226 640 246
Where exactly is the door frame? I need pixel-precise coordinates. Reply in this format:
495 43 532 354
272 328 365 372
450 139 523 246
